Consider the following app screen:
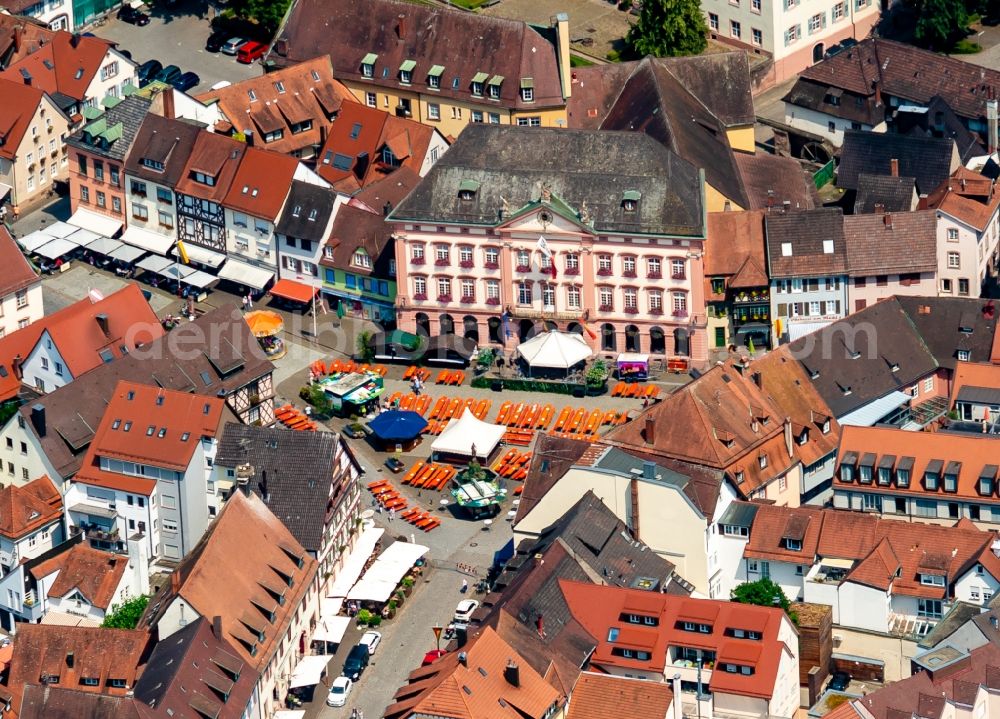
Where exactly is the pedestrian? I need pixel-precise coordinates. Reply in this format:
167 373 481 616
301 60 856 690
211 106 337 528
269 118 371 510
461 579 468 593
389 508 395 522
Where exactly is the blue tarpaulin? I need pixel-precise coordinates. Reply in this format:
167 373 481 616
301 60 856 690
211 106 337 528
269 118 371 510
368 410 428 442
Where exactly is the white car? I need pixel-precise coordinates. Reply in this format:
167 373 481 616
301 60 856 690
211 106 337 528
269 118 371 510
454 599 480 623
359 630 382 655
326 676 352 707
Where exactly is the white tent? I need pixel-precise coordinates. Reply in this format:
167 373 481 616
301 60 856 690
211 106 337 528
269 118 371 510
288 655 333 689
515 331 592 369
431 408 505 459
347 540 429 603
346 577 398 603
311 615 350 644
328 527 384 599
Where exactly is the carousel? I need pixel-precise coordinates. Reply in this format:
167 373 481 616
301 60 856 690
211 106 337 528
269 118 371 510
244 310 286 359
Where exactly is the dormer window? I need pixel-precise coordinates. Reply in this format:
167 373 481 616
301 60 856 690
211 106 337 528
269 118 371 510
797 429 808 445
274 81 285 94
958 350 971 361
428 65 444 89
487 75 503 99
734 470 745 484
622 190 641 212
839 454 856 482
458 179 480 201
193 171 216 187
979 466 996 495
822 420 831 434
758 454 767 469
141 158 164 172
784 538 802 551
920 573 946 587
399 60 415 84
471 72 487 96
361 53 377 77
520 77 534 102
924 460 942 490
943 463 960 492
858 454 874 483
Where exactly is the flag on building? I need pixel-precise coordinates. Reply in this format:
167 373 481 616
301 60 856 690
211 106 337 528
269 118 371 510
536 236 557 279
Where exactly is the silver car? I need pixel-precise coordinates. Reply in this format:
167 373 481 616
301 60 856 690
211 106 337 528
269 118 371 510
220 37 247 55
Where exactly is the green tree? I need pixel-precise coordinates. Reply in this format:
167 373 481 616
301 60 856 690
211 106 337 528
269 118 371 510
913 0 969 48
731 578 798 623
102 595 149 629
357 329 376 363
228 0 293 35
626 0 708 58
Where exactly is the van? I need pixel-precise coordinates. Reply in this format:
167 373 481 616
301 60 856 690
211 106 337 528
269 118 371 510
342 643 369 681
237 41 269 64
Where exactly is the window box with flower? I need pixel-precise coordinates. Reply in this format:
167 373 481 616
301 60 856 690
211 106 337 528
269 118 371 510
437 294 452 302
599 304 614 312
460 295 476 304
564 266 580 276
647 271 662 280
649 307 664 315
623 270 637 279
597 267 613 277
671 271 687 280
516 264 531 273
624 306 639 314
459 260 475 269
411 256 426 265
413 293 428 301
484 261 500 270
485 297 501 306
672 309 689 318
434 258 450 267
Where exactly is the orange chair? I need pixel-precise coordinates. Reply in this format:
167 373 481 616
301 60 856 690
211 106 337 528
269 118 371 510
403 366 416 380
537 405 554 430
496 401 513 425
553 407 570 433
401 508 420 521
401 462 424 485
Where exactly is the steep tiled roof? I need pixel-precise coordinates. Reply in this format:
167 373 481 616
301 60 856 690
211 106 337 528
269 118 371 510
30 543 128 610
141 490 317 671
275 180 337 243
0 15 55 69
7 624 149 716
214 423 360 553
316 102 439 191
19 687 141 719
132 617 259 719
842 209 938 276
837 131 957 194
198 56 356 156
384 626 563 719
0 77 46 161
270 0 565 111
0 31 120 102
921 167 1000 232
390 126 705 237
895 296 998 370
323 168 420 278
949 362 1000 413
174 132 246 203
0 475 61 539
560 580 790 699
66 95 151 161
765 208 848 278
704 210 768 290
123 113 201 187
566 672 672 719
733 152 819 212
221 146 298 220
853 173 917 214
0 226 40 298
513 434 591 524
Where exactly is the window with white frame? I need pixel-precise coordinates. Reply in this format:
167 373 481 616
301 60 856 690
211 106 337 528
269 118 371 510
413 276 427 297
947 228 959 241
948 251 960 268
353 249 371 268
671 259 685 279
730 20 741 38
752 28 763 45
599 286 613 309
366 92 377 107
598 254 612 272
459 246 473 264
833 2 846 19
785 24 801 44
918 599 943 618
518 281 532 305
461 279 475 300
623 256 636 275
484 247 499 266
567 286 581 309
412 244 425 261
437 278 451 298
516 249 530 268
672 292 687 313
647 257 661 276
436 245 450 263
649 290 662 312
486 280 500 301
624 288 637 310
427 103 440 120
808 13 825 33
708 12 719 30
542 284 555 308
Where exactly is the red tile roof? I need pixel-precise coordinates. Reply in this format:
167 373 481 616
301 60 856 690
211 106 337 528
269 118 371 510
566 672 672 719
221 146 299 219
0 283 163 401
30 543 128 610
0 475 61 540
704 210 768 294
921 168 1000 232
559 580 791 700
0 31 118 103
0 227 40 298
0 16 56 68
0 77 46 162
173 132 246 203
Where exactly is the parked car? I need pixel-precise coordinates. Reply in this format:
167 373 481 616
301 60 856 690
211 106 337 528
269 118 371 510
154 65 182 85
326 676 352 707
342 643 370 681
829 672 851 692
454 599 480 623
343 424 366 439
172 71 200 92
359 630 381 656
237 41 269 64
385 457 405 473
117 5 150 25
220 37 247 55
136 59 162 86
422 649 448 666
205 30 229 53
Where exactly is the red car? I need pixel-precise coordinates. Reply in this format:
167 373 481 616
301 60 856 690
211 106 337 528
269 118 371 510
421 649 448 666
237 41 269 64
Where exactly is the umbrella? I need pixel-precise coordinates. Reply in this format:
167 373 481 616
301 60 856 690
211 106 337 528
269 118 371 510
368 410 428 442
515 331 592 370
244 310 284 338
336 301 345 319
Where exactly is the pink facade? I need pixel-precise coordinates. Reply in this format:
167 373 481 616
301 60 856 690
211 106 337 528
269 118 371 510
847 272 938 312
393 208 709 364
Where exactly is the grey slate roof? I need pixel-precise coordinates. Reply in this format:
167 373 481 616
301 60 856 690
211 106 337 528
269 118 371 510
895 296 998 370
124 113 202 187
214 424 360 552
718 501 760 528
66 95 151 161
275 180 336 242
853 173 917 214
917 601 985 649
389 125 705 237
837 131 957 194
956 386 1000 405
765 208 848 278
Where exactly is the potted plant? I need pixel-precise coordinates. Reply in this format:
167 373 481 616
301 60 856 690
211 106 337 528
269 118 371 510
357 609 373 627
402 576 416 595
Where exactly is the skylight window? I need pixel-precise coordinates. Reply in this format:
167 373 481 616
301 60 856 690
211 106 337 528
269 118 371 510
350 123 362 139
123 421 132 432
248 90 257 102
274 81 285 94
112 419 121 430
157 428 166 438
292 205 301 218
181 432 190 442
308 209 318 221
332 153 352 171
310 70 320 82
146 425 155 436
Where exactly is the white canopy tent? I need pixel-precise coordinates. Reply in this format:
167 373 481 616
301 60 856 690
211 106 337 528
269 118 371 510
431 409 505 460
68 208 123 237
84 236 124 256
327 527 384 599
311 615 350 644
182 269 218 289
121 226 174 256
515 331 592 370
161 263 195 282
274 712 305 719
108 244 146 264
17 230 59 253
346 577 398 603
347 540 429 604
66 227 102 246
288 654 333 689
136 255 173 274
38 221 79 239
217 259 274 290
34 237 80 260
171 243 226 268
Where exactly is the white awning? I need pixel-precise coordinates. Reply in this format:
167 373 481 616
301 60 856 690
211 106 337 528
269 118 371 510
136 255 173 274
431 408 505 458
288 655 332 689
122 226 174 256
39 221 79 239
617 353 650 364
161 263 195 281
346 577 398 603
68 208 123 237
515 331 592 369
787 320 834 342
108 244 146 264
34 237 79 259
274 712 305 719
312 615 350 644
217 259 274 290
171 242 226 268
367 541 429 580
328 527 385 599
18 230 58 253
821 557 856 569
84 236 124 256
182 269 218 289
838 390 911 427
0 182 11 201
66 227 102 246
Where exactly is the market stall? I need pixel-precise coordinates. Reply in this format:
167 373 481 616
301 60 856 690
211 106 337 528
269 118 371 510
244 310 286 359
327 527 385 601
431 409 504 464
346 541 428 606
368 410 427 450
317 371 385 417
516 331 592 376
450 461 507 519
616 352 650 381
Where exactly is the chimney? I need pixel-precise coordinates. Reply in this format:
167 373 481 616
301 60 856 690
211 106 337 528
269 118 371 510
70 33 80 48
396 13 407 40
987 98 998 154
383 201 392 216
457 651 468 667
11 354 22 380
644 416 656 445
961 177 967 191
874 202 885 215
890 158 899 177
19 68 31 86
884 213 893 229
236 463 254 497
672 674 683 719
30 404 45 438
170 569 181 593
551 13 572 100
162 88 175 119
642 460 656 481
503 659 520 687
65 651 74 669
127 534 149 596
629 475 641 538
873 79 882 107
95 313 109 337
243 129 254 147
784 417 793 458
259 469 269 502
213 615 223 639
